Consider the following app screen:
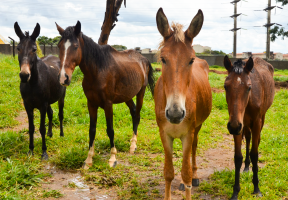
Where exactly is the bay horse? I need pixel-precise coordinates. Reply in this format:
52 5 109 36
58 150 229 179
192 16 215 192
223 56 275 200
55 21 155 168
14 22 66 160
154 8 212 200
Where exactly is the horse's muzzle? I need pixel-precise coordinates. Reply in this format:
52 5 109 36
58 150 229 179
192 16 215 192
166 109 185 124
227 122 242 135
58 73 70 86
19 72 31 83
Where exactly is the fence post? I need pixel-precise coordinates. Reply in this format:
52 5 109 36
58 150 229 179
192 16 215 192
8 37 15 58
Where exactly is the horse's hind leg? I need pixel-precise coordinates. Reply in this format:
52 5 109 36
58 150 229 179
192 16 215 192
125 99 137 153
179 124 201 191
104 102 117 167
47 105 53 137
40 104 48 160
58 95 65 137
130 86 146 154
250 118 263 197
243 126 251 172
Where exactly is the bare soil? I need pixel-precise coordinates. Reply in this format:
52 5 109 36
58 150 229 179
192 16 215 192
275 81 288 90
209 70 227 75
40 134 265 200
0 110 28 133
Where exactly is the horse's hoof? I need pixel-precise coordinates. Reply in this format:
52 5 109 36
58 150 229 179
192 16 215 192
229 194 238 200
179 183 185 191
109 160 117 168
243 167 249 172
41 152 49 161
130 147 137 154
47 132 53 138
60 132 64 137
83 162 91 170
252 191 263 197
192 179 199 186
27 150 34 156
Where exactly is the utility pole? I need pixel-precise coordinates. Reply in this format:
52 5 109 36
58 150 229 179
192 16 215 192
266 0 271 60
233 2 237 58
230 0 241 58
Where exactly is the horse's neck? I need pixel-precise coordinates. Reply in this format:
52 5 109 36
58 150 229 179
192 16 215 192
29 57 40 84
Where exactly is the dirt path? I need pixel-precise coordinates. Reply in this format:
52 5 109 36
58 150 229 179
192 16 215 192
40 134 265 200
0 110 28 133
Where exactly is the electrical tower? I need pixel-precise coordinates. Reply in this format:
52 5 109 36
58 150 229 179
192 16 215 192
230 0 242 58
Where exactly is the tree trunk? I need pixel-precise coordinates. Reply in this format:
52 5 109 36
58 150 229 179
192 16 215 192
98 0 126 45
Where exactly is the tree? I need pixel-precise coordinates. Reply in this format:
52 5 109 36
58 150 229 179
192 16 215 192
37 36 61 45
111 44 127 50
98 0 126 45
270 0 288 41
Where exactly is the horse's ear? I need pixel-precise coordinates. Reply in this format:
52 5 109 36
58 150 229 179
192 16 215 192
224 55 233 72
185 9 204 41
55 22 64 36
14 22 25 40
30 23 40 41
156 8 172 38
244 57 254 74
74 21 81 36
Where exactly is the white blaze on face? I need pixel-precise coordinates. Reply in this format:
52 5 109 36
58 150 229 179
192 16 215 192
165 94 186 113
60 39 71 83
237 77 242 84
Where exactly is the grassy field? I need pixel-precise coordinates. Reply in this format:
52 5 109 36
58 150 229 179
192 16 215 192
0 54 288 199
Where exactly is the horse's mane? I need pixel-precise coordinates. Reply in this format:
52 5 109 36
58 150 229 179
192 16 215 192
157 22 185 61
62 26 113 71
232 59 245 74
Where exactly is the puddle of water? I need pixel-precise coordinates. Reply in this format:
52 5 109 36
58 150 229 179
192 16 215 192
95 195 109 199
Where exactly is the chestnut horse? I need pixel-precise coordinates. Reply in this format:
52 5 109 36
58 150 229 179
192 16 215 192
154 8 212 200
55 21 155 168
223 56 275 200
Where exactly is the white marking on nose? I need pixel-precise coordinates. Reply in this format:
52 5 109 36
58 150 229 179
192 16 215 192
165 94 186 112
60 40 71 83
237 77 241 84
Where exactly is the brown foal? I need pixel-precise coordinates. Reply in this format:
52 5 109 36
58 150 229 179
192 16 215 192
224 56 275 200
55 21 155 169
154 8 212 200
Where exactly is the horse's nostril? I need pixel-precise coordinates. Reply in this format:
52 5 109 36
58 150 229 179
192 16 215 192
166 110 169 118
182 110 185 118
238 123 242 132
64 74 69 84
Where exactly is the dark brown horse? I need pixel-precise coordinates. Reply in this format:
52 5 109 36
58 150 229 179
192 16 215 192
154 8 212 200
55 21 155 168
14 22 66 160
224 56 275 200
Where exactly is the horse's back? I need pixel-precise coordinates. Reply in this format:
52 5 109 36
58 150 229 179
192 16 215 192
246 57 275 113
41 55 61 71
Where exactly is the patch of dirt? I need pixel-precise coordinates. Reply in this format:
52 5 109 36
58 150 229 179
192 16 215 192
0 111 28 133
212 88 224 93
41 164 117 200
209 70 227 75
275 81 288 90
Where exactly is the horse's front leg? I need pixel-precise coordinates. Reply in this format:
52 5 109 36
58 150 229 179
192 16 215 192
160 131 174 200
24 103 34 156
39 104 48 160
83 101 98 170
230 134 243 200
104 102 117 167
181 132 193 200
250 117 263 197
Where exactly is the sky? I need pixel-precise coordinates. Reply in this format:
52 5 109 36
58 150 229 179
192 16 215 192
1 0 288 54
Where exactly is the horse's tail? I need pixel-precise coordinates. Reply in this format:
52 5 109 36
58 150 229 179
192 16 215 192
147 62 155 97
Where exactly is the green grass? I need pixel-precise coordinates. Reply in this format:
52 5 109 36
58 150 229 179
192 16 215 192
0 55 287 199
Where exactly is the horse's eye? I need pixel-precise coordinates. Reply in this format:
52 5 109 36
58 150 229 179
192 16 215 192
161 58 166 64
248 85 252 91
189 58 195 65
32 48 37 52
17 47 20 51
